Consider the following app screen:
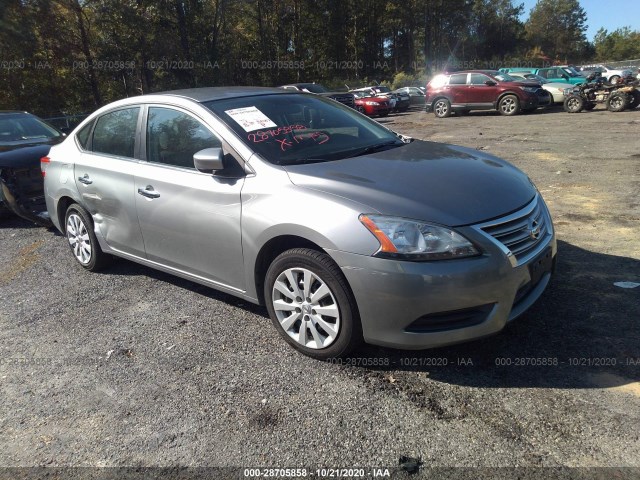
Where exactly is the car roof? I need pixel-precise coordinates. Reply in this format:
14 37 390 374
152 86 288 103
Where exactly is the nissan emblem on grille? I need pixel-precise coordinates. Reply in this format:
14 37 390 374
529 219 541 240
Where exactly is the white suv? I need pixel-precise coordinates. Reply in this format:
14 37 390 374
578 64 633 83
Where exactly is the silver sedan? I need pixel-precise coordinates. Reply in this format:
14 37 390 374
43 87 556 359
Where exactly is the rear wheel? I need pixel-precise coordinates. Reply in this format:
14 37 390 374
264 248 361 360
564 94 584 113
628 91 640 109
65 204 112 271
606 92 628 112
433 98 451 118
498 95 520 116
609 75 620 84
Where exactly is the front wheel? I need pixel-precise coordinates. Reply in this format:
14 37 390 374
564 94 584 113
609 75 620 84
264 248 361 360
65 204 112 271
498 95 520 116
606 92 629 112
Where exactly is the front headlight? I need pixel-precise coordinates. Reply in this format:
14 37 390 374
520 86 538 93
359 214 480 261
563 88 574 95
365 101 380 106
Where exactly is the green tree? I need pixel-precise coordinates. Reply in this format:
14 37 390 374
594 27 640 61
525 0 589 63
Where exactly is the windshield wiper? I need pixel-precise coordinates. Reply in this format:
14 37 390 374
344 140 404 158
279 158 330 166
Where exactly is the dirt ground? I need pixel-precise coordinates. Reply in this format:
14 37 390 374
0 104 639 477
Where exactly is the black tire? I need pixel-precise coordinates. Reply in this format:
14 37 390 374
498 94 520 116
433 98 451 118
584 102 596 111
379 111 389 117
564 94 584 113
356 105 365 114
628 91 640 109
0 201 13 220
64 203 112 271
264 248 362 360
606 92 629 112
609 75 620 84
521 107 536 114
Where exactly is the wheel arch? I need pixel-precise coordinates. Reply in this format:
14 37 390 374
253 235 328 305
56 195 79 233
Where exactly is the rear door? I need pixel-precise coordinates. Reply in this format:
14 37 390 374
73 106 146 257
445 73 469 105
134 105 245 290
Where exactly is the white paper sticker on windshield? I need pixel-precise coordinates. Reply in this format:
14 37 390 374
224 106 277 132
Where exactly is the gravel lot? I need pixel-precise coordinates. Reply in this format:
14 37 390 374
1 104 639 476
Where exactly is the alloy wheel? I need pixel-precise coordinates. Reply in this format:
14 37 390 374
66 213 92 264
271 267 340 349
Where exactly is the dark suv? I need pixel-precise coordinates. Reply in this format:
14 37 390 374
425 70 552 117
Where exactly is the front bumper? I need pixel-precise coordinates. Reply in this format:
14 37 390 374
328 197 556 349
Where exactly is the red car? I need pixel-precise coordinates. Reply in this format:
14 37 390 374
352 91 391 117
425 70 552 117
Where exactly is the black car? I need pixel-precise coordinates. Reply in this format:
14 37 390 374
279 83 356 109
0 111 64 225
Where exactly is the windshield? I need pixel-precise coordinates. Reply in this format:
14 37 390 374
493 72 516 82
562 67 581 77
301 84 329 94
204 94 402 166
0 114 61 144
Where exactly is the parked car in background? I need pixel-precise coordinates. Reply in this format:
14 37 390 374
0 111 63 224
501 66 585 85
352 91 392 117
393 87 426 106
425 70 552 117
43 87 556 359
349 86 401 111
576 64 634 83
507 73 574 104
279 83 355 109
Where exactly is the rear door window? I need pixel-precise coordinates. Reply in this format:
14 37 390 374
448 74 468 85
92 107 140 158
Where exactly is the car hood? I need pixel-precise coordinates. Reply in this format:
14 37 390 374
542 82 574 90
355 96 389 103
283 140 536 227
0 141 58 168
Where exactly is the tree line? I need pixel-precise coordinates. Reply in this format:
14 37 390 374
1 0 639 117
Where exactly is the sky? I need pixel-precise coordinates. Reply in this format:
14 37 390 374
519 0 640 41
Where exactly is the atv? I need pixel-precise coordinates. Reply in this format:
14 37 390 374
563 73 640 113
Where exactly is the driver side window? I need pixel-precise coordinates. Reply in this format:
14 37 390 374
146 107 221 169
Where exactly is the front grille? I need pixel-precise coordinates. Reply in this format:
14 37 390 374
330 94 355 108
480 197 548 262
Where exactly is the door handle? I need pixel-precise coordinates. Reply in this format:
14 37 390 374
78 174 93 185
137 185 160 199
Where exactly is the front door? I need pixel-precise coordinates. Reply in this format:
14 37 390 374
134 106 245 290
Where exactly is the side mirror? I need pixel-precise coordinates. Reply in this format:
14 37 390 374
485 80 497 86
194 147 224 173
